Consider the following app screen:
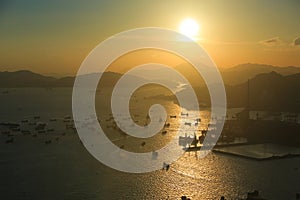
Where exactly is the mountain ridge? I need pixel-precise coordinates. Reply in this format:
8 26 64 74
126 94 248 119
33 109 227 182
0 70 145 88
1 68 300 112
221 63 300 85
1 63 300 87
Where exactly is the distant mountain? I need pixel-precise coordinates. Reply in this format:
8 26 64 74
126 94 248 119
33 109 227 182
131 63 300 87
54 76 74 87
0 70 58 88
0 70 144 88
226 71 300 111
221 63 300 85
2 63 299 88
171 71 300 112
1 68 300 112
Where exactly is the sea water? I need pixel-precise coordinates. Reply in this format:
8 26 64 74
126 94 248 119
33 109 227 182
0 88 299 200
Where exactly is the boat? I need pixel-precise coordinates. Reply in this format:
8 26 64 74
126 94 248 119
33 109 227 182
162 162 170 171
184 122 192 126
195 118 201 122
181 196 191 200
164 122 170 127
181 112 189 117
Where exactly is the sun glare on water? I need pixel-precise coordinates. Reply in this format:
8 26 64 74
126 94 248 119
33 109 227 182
179 18 200 39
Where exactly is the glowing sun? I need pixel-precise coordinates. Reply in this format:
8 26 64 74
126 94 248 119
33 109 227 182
179 18 200 38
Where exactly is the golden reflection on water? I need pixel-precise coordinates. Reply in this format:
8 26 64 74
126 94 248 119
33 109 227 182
95 82 212 153
96 84 180 153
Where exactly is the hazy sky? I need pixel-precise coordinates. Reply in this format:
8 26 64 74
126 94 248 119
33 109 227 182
1 0 300 76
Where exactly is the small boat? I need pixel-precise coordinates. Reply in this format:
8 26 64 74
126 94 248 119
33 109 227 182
64 115 71 120
164 123 170 127
162 162 170 171
45 140 52 144
35 123 46 130
181 112 189 117
178 134 194 147
184 122 192 126
5 137 14 144
195 118 201 122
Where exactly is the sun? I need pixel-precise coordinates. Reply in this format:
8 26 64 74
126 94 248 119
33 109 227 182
179 18 200 38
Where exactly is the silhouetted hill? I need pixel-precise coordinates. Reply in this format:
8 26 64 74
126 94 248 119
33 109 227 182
1 69 300 112
226 71 300 111
173 71 300 111
54 76 75 87
221 63 300 85
0 70 57 87
146 63 300 87
0 70 144 88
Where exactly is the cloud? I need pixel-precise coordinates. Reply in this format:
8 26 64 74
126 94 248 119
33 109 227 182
294 37 300 46
259 37 285 46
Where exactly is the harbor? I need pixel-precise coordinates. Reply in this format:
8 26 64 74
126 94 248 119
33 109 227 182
1 88 300 199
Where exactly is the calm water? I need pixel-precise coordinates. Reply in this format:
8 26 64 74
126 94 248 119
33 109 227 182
0 88 299 200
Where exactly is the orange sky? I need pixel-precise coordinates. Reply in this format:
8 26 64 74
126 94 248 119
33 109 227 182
0 0 300 76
